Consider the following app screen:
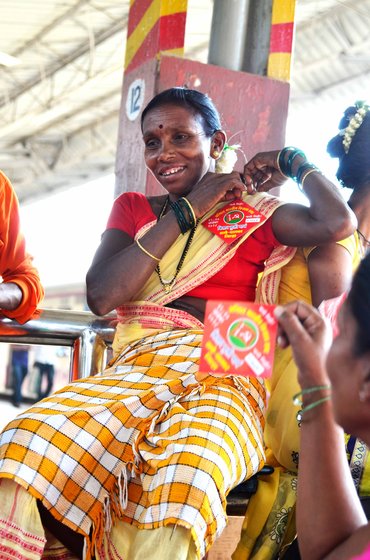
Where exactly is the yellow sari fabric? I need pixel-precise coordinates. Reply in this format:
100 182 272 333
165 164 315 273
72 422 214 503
233 235 361 560
0 192 295 560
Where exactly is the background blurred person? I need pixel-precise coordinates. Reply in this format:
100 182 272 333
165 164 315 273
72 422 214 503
11 346 29 407
0 170 44 323
33 346 56 400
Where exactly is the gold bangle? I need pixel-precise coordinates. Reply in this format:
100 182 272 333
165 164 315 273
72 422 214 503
181 197 197 224
300 168 319 189
136 238 160 262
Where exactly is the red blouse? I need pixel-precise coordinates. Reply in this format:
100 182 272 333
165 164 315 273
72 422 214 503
107 192 280 302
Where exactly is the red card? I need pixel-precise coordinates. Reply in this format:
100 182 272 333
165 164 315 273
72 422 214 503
200 301 277 378
202 200 266 244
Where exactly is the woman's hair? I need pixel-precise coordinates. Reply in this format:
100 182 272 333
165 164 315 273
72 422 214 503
347 252 370 355
327 102 370 190
140 87 222 137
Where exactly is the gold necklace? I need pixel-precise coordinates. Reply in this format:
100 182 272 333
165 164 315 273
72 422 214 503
155 195 198 293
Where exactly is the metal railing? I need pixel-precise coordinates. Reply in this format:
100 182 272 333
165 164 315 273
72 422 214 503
0 308 117 380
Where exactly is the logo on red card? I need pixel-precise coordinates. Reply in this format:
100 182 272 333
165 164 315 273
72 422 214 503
202 200 266 244
224 210 245 224
200 301 277 378
228 319 259 351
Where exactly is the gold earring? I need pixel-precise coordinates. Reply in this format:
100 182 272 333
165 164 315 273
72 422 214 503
213 150 220 158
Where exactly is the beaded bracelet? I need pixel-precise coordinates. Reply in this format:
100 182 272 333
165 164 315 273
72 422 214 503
296 397 331 423
293 384 331 406
293 384 331 422
136 238 161 262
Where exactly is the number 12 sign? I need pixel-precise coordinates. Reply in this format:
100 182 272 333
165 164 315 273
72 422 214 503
126 78 145 122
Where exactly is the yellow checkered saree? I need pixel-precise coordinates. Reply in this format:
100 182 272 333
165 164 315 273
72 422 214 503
0 193 295 559
0 309 265 559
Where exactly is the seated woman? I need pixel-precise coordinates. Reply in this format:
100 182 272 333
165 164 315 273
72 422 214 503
274 252 370 560
0 87 355 560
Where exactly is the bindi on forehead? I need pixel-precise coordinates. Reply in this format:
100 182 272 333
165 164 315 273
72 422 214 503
158 124 163 129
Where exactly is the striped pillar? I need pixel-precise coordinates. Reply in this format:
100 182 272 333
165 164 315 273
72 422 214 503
125 0 188 74
267 0 296 82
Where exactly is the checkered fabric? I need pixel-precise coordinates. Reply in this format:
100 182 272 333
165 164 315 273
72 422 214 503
0 325 265 559
0 193 291 559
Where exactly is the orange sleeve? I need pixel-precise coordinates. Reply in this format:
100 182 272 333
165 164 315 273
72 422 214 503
0 171 44 323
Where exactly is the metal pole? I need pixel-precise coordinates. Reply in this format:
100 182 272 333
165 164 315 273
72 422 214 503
208 0 273 76
242 0 273 76
208 0 250 72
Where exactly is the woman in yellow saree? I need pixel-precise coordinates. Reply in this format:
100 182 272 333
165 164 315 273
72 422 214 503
0 88 355 560
234 101 370 560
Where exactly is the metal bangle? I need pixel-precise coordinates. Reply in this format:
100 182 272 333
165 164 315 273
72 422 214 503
136 238 160 262
180 197 197 225
300 168 320 190
171 200 192 233
276 150 289 178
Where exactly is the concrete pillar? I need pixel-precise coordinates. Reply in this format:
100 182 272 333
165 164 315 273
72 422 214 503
267 0 296 81
115 1 189 196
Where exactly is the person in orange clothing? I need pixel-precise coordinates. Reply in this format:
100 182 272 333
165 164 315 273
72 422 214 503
0 170 44 324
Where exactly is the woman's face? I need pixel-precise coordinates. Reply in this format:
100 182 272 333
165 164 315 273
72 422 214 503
142 103 214 198
326 301 370 436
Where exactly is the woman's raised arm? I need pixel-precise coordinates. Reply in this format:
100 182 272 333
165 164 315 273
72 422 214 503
243 149 357 247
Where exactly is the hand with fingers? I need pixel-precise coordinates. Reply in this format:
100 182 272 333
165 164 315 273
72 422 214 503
186 170 248 219
274 301 332 389
241 150 289 193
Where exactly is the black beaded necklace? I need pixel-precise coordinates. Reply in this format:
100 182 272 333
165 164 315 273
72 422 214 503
155 195 198 293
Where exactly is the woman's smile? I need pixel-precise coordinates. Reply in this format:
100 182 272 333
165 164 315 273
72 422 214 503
158 165 186 179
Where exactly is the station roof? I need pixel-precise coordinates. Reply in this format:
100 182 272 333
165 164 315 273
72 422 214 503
0 0 369 202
